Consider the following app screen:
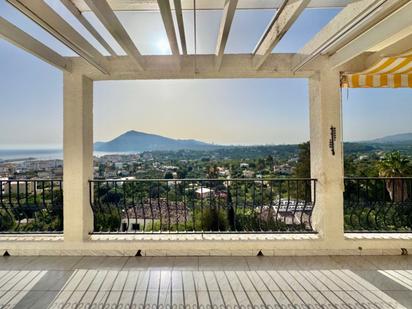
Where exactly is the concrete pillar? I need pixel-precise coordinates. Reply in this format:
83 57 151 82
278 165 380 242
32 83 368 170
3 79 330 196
63 73 94 242
309 67 344 243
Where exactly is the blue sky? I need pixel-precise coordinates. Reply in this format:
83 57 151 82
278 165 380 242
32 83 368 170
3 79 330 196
1 1 411 147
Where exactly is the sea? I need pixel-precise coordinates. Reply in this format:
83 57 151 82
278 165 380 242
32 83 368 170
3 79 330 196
0 149 129 162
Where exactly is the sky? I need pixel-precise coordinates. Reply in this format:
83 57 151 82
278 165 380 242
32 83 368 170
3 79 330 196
0 1 411 148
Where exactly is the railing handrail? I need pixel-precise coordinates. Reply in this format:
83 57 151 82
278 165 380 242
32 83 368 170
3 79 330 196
89 177 316 233
89 178 318 182
345 177 412 180
0 179 62 182
0 178 63 233
344 177 412 233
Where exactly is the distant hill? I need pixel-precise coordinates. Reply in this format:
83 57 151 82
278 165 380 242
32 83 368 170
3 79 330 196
369 133 412 144
94 130 221 152
94 130 412 153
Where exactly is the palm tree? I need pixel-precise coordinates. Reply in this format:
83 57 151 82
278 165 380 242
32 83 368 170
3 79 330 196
377 151 411 202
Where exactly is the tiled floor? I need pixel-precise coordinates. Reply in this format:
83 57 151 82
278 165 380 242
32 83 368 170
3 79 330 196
0 255 411 308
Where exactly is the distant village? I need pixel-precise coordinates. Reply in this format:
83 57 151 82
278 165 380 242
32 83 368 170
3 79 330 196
0 149 319 232
0 146 406 232
0 150 302 182
3 139 410 190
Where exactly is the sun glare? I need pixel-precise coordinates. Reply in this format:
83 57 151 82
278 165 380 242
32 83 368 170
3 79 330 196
156 39 170 54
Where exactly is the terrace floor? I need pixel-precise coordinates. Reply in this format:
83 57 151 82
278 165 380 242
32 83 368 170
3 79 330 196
0 255 411 308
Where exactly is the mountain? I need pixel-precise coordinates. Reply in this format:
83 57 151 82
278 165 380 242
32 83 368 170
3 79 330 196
94 130 220 152
369 133 412 144
94 131 412 153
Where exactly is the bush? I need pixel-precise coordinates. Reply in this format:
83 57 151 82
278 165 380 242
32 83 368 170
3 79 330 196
0 210 14 231
195 207 228 231
94 211 121 232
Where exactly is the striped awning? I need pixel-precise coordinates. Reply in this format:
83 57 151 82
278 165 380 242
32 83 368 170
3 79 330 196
341 52 412 88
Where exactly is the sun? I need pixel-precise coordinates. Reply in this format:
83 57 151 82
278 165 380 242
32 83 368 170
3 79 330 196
156 39 170 54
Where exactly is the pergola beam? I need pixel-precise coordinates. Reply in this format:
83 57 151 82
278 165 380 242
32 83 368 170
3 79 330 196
253 0 309 69
293 0 409 71
215 0 238 70
157 0 180 56
84 0 144 70
173 0 187 55
70 54 318 81
365 32 412 68
71 0 351 12
7 0 110 74
60 0 117 56
329 1 412 68
0 17 72 72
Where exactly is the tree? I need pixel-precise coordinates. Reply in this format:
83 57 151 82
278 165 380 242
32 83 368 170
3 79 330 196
377 151 411 202
266 155 274 166
164 171 174 179
294 142 310 178
344 154 379 177
226 189 235 230
177 169 187 179
207 164 218 179
257 158 266 171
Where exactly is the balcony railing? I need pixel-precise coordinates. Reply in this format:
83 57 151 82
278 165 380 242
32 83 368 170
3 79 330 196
0 179 63 233
344 177 412 232
89 178 316 233
1 177 410 235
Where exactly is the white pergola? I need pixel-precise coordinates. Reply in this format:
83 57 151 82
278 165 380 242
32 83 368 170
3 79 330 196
1 0 412 255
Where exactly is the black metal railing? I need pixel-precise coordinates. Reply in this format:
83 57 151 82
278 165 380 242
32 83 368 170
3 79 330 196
89 178 316 233
344 177 412 232
0 179 63 233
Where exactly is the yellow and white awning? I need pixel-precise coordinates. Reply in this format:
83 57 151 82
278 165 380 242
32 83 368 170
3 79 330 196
341 52 412 88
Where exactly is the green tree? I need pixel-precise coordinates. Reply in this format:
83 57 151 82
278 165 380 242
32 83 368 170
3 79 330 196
177 169 187 179
266 155 274 166
377 151 411 202
207 164 218 179
344 154 379 177
294 141 310 178
164 171 174 179
257 158 266 171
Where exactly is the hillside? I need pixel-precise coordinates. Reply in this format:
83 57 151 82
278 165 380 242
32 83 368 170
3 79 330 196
370 133 412 144
94 130 220 152
94 130 412 154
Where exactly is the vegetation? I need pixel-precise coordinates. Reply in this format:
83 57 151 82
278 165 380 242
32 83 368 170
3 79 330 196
0 187 63 232
294 142 310 178
378 151 411 202
89 177 314 233
2 141 412 233
344 151 412 231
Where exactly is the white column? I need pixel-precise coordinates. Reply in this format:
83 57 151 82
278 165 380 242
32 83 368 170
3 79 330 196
309 67 344 243
63 73 94 242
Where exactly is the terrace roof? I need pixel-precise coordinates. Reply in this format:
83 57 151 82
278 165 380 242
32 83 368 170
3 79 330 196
0 0 411 86
71 0 352 11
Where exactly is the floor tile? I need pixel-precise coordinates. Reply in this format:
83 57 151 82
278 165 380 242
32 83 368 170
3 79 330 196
0 256 409 308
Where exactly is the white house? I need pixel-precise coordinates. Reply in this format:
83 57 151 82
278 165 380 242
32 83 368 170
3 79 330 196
195 187 213 199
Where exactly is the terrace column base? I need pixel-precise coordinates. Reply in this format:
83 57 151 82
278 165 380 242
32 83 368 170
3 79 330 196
309 68 345 243
63 73 94 242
